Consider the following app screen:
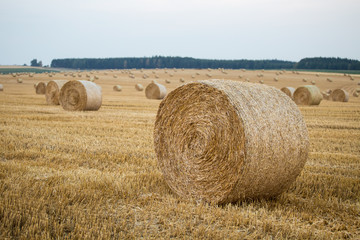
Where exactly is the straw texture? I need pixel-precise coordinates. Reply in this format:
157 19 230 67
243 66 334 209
145 82 167 99
154 79 309 204
60 80 102 111
331 89 349 102
35 82 47 95
293 85 322 105
281 87 295 99
45 80 68 105
135 84 144 91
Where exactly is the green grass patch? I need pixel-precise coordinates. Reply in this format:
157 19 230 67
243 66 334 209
0 68 59 74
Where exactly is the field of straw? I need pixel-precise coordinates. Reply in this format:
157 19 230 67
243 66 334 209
0 68 359 239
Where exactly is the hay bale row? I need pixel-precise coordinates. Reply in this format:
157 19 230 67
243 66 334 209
154 79 309 204
45 80 68 105
293 85 322 105
60 80 102 111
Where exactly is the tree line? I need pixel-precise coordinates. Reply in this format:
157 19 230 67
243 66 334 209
50 56 360 70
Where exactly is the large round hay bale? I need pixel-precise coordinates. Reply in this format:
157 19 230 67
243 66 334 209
154 79 309 204
281 87 295 99
145 82 167 99
0 84 3 91
45 80 68 105
60 80 102 111
113 85 122 91
330 89 349 102
293 85 322 105
135 83 144 91
35 82 47 94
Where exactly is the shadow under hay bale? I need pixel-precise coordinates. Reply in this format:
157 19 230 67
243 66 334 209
154 79 309 204
45 80 68 105
293 85 322 106
60 80 102 111
145 82 167 99
330 89 349 102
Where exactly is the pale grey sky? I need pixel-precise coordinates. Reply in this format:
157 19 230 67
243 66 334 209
1 0 359 66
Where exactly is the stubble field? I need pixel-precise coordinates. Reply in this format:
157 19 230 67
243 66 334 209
0 68 359 239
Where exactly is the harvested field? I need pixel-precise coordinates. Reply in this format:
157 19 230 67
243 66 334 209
0 68 359 239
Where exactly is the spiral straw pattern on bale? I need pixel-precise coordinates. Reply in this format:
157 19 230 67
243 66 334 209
35 82 47 95
45 80 68 105
280 87 295 99
154 79 309 204
135 83 144 91
330 89 349 102
60 80 102 111
293 85 322 106
145 82 167 99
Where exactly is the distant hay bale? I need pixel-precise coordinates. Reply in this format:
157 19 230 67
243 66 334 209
191 75 195 79
245 78 250 82
35 82 47 94
95 75 99 80
165 79 171 84
60 80 102 111
311 80 316 85
259 80 264 84
206 73 212 77
154 79 309 204
17 78 23 83
145 82 167 99
180 78 185 83
302 78 307 82
321 92 331 100
330 89 349 102
326 78 333 82
293 85 323 105
353 92 359 97
281 87 295 99
113 75 118 78
12 73 16 77
325 89 332 94
0 84 3 91
45 80 68 105
113 85 122 91
238 75 243 79
274 77 279 82
316 74 320 77
135 83 144 91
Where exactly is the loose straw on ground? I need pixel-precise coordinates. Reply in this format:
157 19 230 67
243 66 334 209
331 89 349 102
36 82 47 95
293 85 322 105
60 80 102 111
154 79 309 204
145 82 167 99
45 80 68 105
281 87 295 99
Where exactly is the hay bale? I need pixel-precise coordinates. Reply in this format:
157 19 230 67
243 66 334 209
145 82 167 99
0 84 3 91
35 82 47 95
281 87 295 99
135 83 144 91
330 89 349 102
17 78 23 83
154 79 309 204
180 78 185 83
311 80 316 85
293 85 323 105
259 80 264 84
60 80 102 111
113 85 122 91
353 92 359 97
274 77 279 82
45 80 68 105
322 92 331 100
165 79 171 84
302 78 307 82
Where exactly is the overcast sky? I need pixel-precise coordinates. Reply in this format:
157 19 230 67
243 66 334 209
1 0 359 66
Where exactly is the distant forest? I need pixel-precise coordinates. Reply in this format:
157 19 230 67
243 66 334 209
50 56 360 70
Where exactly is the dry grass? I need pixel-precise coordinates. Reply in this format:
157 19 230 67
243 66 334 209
0 69 359 239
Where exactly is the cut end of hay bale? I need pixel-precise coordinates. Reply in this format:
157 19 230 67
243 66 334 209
331 89 349 102
113 85 122 91
60 80 102 111
145 82 167 100
45 80 68 105
35 82 47 95
293 85 322 106
154 80 309 204
281 87 295 99
135 83 144 91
